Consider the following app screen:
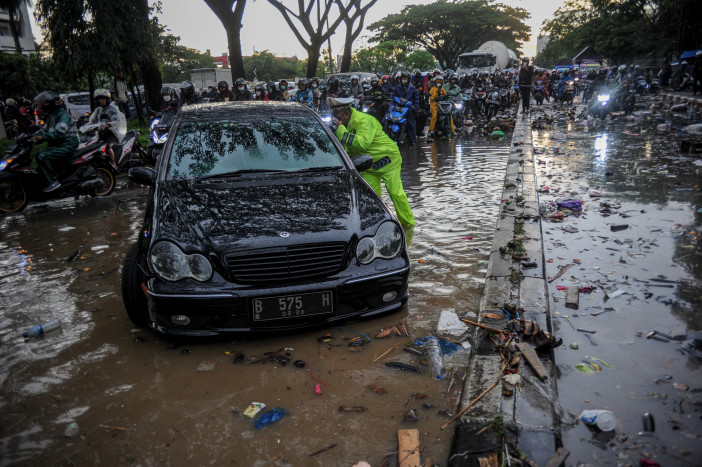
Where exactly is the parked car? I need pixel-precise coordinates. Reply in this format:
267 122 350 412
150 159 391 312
61 92 91 121
122 101 410 337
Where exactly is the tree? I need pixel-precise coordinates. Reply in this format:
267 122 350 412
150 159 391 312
0 0 27 54
351 41 436 73
266 0 352 77
158 38 216 83
203 0 247 81
243 50 303 82
368 0 530 69
339 0 377 72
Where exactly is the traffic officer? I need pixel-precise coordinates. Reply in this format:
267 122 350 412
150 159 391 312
328 97 415 228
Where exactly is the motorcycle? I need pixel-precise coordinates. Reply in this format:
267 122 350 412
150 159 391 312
147 112 176 164
533 80 545 105
589 93 612 120
497 87 511 110
472 84 487 116
0 134 116 214
450 95 464 130
79 122 152 173
360 95 388 123
383 96 413 144
560 80 574 105
484 88 501 121
434 95 454 138
581 80 594 103
573 77 581 96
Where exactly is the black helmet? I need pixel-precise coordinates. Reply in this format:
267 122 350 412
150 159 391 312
400 70 410 79
370 76 379 85
235 77 246 86
413 69 421 76
311 77 320 84
266 81 276 93
217 81 229 91
254 83 265 92
34 91 61 118
297 78 308 88
180 80 195 96
450 73 458 81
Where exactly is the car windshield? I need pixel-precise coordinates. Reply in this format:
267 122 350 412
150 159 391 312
68 94 90 105
458 55 496 68
167 117 344 180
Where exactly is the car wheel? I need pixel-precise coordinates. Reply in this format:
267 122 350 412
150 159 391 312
0 181 28 213
94 165 116 196
121 242 149 327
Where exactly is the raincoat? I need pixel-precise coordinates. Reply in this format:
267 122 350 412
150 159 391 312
334 107 414 227
34 107 79 184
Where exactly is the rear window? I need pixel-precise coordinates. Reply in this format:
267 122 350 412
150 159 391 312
67 94 90 105
167 117 343 180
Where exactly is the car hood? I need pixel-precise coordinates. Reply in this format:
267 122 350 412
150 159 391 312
152 170 390 254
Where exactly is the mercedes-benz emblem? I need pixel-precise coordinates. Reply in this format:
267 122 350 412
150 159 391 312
279 231 290 238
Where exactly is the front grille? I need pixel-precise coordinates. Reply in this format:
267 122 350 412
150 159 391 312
224 243 347 284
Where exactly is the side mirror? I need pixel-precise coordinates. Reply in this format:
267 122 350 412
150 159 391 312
128 166 156 187
352 155 373 172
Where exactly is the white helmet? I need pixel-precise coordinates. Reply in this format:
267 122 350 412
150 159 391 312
351 74 359 82
94 88 111 99
619 64 627 72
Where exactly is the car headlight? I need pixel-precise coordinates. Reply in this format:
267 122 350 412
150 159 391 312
149 241 212 281
321 115 332 123
0 159 10 171
150 118 160 131
355 222 403 264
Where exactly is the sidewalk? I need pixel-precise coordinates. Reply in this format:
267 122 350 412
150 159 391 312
449 112 560 466
660 89 702 106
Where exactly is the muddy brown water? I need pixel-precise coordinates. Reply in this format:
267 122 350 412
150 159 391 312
0 134 510 466
531 103 702 465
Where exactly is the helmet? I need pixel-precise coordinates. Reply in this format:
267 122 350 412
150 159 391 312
254 84 265 92
634 65 641 70
297 78 308 88
381 75 389 81
413 69 420 75
433 68 441 75
180 80 195 96
5 98 16 106
266 81 276 93
697 51 702 57
450 73 458 81
311 77 320 84
370 76 379 85
217 81 229 90
681 61 688 66
93 88 110 99
351 74 359 82
235 77 246 86
434 77 444 85
619 64 627 72
400 70 410 79
33 91 61 118
611 65 618 71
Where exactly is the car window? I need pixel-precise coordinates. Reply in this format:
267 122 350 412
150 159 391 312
167 117 343 180
67 94 90 105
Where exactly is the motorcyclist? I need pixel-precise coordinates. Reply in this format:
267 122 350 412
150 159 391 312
495 72 510 88
349 75 364 99
160 87 180 113
213 80 235 102
429 68 442 88
3 98 32 133
310 77 321 111
274 79 290 101
557 69 572 101
670 61 687 91
394 70 419 146
253 83 268 101
381 75 394 96
179 80 202 106
411 69 425 98
606 66 619 87
292 78 313 108
445 74 462 97
233 78 253 101
328 97 415 228
81 88 125 169
428 76 454 137
28 91 79 192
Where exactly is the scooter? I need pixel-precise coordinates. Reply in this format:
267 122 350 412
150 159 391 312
473 84 487 115
498 87 511 110
147 112 176 164
80 123 152 173
434 95 454 138
360 95 388 123
484 88 501 121
589 93 612 120
560 80 575 105
533 80 545 105
0 134 116 214
383 96 412 144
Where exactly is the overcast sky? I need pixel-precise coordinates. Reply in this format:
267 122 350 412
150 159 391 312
29 0 567 60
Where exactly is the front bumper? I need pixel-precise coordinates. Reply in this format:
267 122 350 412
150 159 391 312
143 265 410 337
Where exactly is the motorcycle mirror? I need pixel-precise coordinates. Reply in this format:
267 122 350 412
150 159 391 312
128 166 156 187
351 155 373 172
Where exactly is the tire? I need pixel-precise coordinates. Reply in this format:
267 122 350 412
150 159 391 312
121 242 149 327
0 181 28 213
94 165 116 196
440 119 450 137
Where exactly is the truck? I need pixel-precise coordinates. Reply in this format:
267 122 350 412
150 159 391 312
188 68 234 92
455 41 512 75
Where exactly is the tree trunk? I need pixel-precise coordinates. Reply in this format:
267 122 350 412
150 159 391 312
139 58 161 122
226 27 246 81
203 1 247 82
306 40 321 78
340 27 353 72
88 73 95 112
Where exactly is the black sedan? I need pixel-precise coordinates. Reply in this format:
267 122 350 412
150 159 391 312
122 102 410 336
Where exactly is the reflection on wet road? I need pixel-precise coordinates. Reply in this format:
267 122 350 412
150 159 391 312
0 135 509 465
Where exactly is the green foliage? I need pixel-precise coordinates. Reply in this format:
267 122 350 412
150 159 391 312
243 50 305 82
537 0 702 67
368 0 530 68
0 52 69 99
157 33 216 82
351 41 437 73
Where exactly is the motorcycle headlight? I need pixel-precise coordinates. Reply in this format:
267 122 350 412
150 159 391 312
149 241 212 282
0 159 10 171
355 222 403 265
362 106 370 113
152 131 168 145
321 115 332 123
454 103 463 109
598 94 610 103
150 118 160 131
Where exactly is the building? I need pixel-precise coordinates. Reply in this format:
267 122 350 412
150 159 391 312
0 2 35 55
213 52 228 68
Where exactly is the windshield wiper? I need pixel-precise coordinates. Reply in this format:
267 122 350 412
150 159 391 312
291 166 342 173
196 169 287 181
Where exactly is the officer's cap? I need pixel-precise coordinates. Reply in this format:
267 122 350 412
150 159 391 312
328 97 356 111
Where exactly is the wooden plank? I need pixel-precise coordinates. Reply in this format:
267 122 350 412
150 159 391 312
398 429 421 467
517 342 548 381
545 447 570 467
565 286 579 309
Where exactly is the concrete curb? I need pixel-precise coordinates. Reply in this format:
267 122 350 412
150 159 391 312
660 91 702 107
449 113 560 466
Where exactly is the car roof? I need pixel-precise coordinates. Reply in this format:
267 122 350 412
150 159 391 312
177 101 318 122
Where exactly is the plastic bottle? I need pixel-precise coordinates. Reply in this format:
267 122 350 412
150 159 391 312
424 336 444 379
23 318 62 338
580 409 616 431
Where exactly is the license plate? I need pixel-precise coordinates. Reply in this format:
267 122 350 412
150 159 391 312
251 291 334 322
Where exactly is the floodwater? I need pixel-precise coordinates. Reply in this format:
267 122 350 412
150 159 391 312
0 131 510 466
531 101 702 465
